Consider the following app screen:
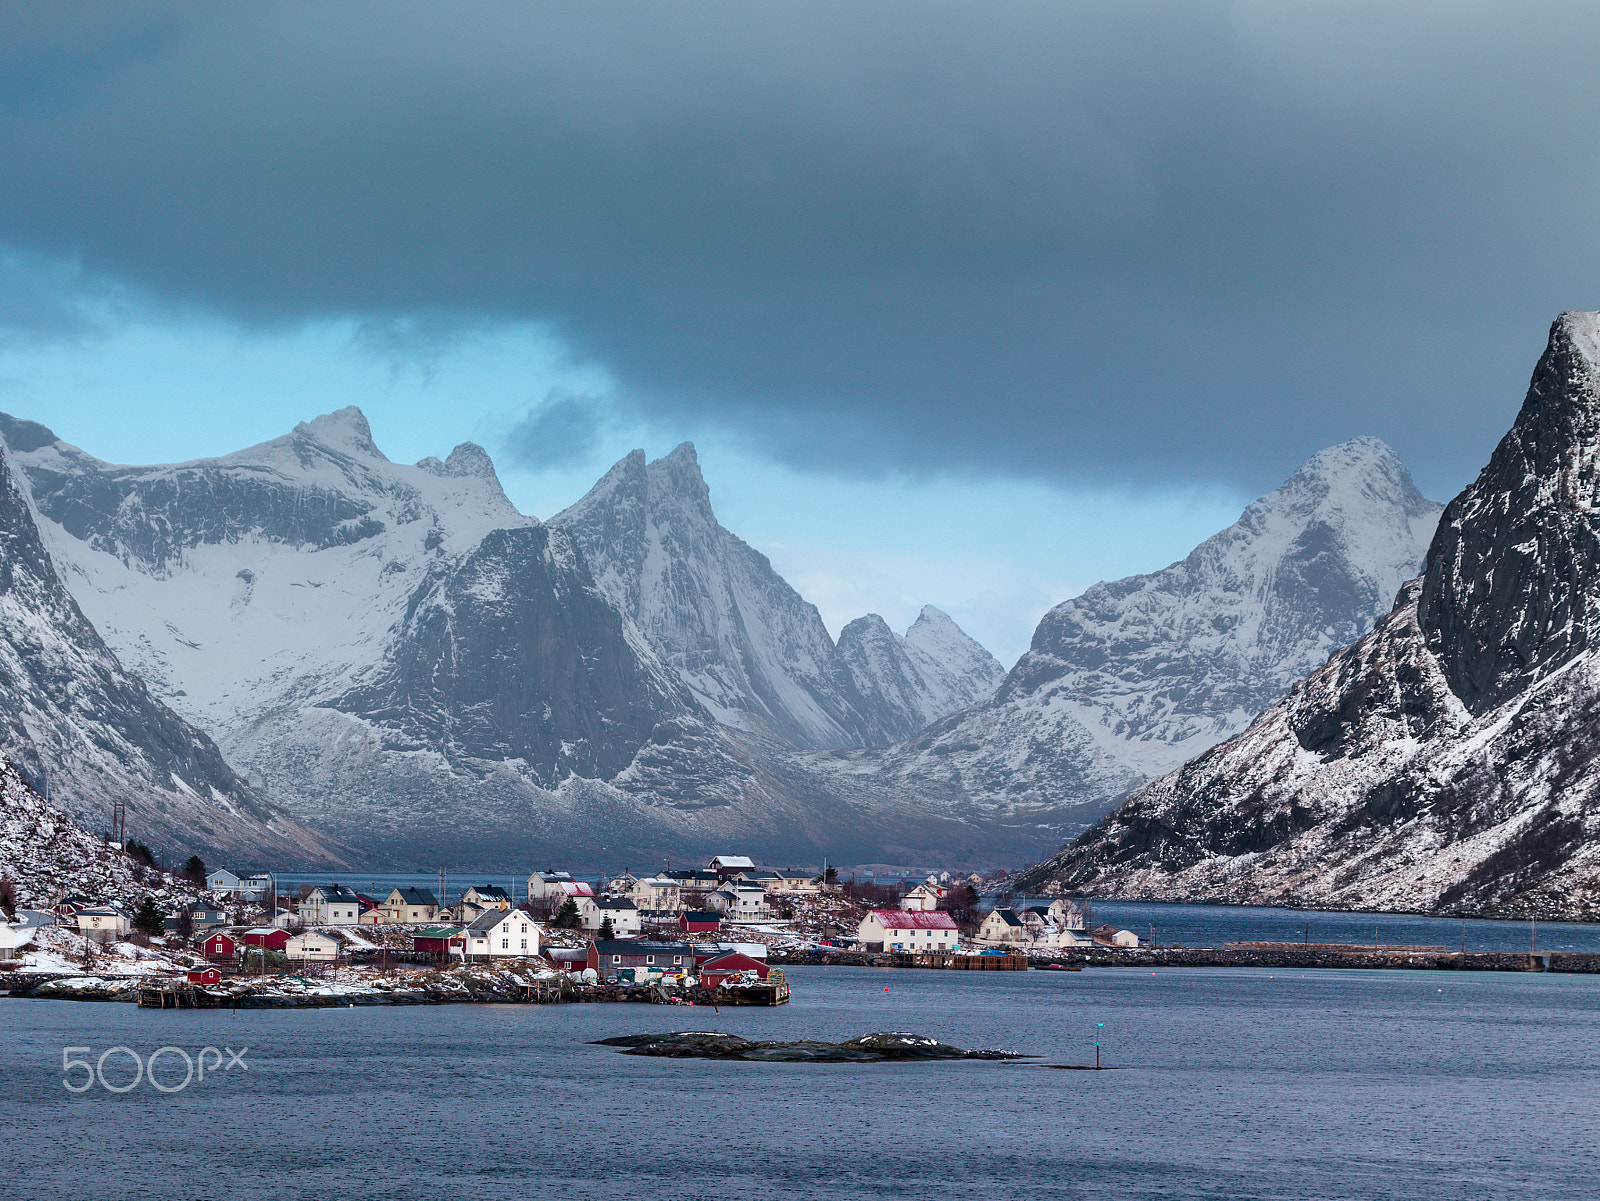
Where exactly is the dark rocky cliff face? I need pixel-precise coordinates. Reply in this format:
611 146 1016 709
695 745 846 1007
326 525 695 782
1419 316 1600 715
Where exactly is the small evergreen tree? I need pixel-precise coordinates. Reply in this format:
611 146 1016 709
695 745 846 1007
598 915 615 940
125 839 157 868
133 895 166 937
181 855 207 885
554 898 581 929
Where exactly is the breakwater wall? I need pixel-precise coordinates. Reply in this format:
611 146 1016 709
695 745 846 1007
770 948 1600 973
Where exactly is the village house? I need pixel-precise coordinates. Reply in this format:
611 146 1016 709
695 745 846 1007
856 909 960 953
709 855 756 881
284 930 344 962
463 909 541 959
663 869 721 906
75 906 131 942
206 870 271 899
586 939 694 979
0 921 37 960
1091 924 1141 947
461 885 512 911
763 870 821 896
706 882 771 923
678 911 722 934
975 908 1027 946
243 927 292 951
1020 907 1091 948
411 926 466 959
300 885 362 925
186 966 223 986
580 896 641 936
1047 899 1087 929
629 875 682 912
901 883 945 911
201 930 238 960
375 887 441 923
526 871 580 900
606 871 639 894
163 901 225 933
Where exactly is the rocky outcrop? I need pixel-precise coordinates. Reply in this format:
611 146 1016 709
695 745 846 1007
1024 313 1600 919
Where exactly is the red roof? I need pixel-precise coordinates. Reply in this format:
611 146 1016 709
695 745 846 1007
868 909 958 930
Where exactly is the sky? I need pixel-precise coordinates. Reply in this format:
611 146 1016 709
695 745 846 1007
1 3 1598 664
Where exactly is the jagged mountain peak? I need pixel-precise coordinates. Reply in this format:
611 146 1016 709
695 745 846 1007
1420 309 1600 715
292 405 386 460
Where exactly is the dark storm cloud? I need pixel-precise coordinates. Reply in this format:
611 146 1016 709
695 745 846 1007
505 392 608 470
2 2 1599 495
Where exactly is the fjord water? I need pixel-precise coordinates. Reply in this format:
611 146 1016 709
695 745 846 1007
8 965 1600 1200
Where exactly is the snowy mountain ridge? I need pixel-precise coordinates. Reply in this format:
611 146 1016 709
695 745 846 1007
1022 311 1600 919
788 436 1442 850
552 443 1003 748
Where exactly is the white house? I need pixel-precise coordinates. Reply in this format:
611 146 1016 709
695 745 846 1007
0 922 37 959
901 883 945 911
580 896 641 937
206 870 271 899
301 885 362 925
630 876 682 913
463 909 541 959
284 930 343 962
461 885 512 912
706 883 770 923
764 870 820 896
526 871 579 900
375 888 440 924
1047 899 1088 929
856 910 959 953
975 908 1027 947
75 906 131 941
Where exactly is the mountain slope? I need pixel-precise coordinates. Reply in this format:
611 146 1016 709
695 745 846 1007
834 606 1006 743
794 438 1441 850
5 411 1022 866
0 423 333 864
1024 312 1600 919
552 444 1001 748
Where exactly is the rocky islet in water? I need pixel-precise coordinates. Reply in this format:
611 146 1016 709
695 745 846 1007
592 1030 1029 1061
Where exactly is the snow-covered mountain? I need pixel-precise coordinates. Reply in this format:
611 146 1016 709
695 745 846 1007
552 444 1002 747
1 409 736 862
1022 312 1600 919
795 437 1441 850
835 606 1006 742
0 423 333 864
1 411 1019 866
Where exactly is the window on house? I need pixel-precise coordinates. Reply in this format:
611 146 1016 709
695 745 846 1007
613 955 622 964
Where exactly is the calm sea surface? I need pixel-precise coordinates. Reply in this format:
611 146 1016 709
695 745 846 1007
8 962 1600 1200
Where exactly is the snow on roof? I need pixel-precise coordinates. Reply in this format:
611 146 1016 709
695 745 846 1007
710 856 755 868
868 909 957 930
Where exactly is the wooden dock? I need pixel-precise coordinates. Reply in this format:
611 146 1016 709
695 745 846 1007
889 952 1029 971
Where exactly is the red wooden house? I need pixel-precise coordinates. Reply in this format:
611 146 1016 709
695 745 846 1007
678 911 722 934
186 966 223 985
244 927 291 951
698 951 769 988
201 931 237 959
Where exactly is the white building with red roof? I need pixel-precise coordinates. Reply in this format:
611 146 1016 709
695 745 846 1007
856 909 960 953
